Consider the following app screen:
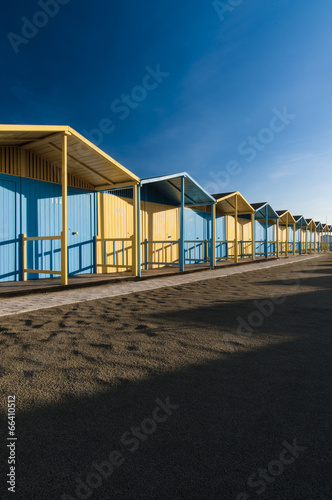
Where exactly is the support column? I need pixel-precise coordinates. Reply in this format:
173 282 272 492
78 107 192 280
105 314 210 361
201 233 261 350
179 176 185 272
285 214 289 257
299 221 302 255
314 229 317 253
132 183 141 277
293 223 296 256
309 227 312 254
251 212 255 261
305 227 308 254
61 133 68 286
265 205 268 259
210 203 216 267
276 218 279 258
234 195 238 264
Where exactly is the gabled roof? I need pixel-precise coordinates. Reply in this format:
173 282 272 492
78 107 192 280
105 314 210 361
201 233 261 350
322 223 330 231
315 221 323 231
140 173 215 206
212 191 254 215
305 219 317 230
276 210 296 225
293 215 308 228
251 202 279 220
0 124 139 190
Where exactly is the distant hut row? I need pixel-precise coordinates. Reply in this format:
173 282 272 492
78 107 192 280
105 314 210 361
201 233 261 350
0 125 330 284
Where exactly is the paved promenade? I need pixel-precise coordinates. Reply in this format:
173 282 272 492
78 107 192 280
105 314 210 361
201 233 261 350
0 254 323 317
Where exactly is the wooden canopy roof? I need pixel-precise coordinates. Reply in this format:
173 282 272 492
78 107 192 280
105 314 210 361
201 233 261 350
276 210 296 225
0 125 139 190
212 191 254 215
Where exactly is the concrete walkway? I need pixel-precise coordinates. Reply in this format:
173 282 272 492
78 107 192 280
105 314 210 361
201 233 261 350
0 254 323 318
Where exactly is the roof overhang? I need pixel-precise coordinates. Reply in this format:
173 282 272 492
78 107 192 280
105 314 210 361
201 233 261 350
322 224 329 231
305 219 317 230
140 173 215 207
251 202 279 221
293 215 308 228
315 221 323 231
212 191 254 215
276 210 296 225
0 125 140 190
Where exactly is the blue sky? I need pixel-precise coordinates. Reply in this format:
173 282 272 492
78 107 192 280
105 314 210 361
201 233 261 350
1 0 332 222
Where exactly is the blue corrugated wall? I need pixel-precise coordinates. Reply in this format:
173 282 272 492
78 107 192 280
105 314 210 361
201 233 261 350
254 220 275 255
0 175 96 282
184 208 211 262
0 174 21 282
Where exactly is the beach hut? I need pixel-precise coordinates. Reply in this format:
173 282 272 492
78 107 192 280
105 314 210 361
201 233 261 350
305 219 316 253
315 222 323 252
212 192 255 263
293 216 308 255
276 211 296 257
322 224 330 251
250 203 279 258
98 173 216 276
0 125 140 284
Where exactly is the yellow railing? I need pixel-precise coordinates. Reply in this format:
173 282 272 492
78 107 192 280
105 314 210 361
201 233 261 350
22 234 62 281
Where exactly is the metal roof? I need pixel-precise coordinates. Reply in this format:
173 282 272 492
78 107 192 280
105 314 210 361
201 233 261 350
140 173 215 206
0 124 139 189
251 202 279 220
212 191 254 215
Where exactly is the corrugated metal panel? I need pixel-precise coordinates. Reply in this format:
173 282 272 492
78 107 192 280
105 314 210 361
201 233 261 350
22 178 95 279
98 193 180 272
98 193 134 272
22 178 62 279
141 201 179 268
0 175 19 282
68 190 95 275
184 208 210 262
215 215 227 259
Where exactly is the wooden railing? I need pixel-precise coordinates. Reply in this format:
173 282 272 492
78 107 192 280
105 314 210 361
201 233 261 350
95 237 133 271
22 234 62 281
144 239 180 269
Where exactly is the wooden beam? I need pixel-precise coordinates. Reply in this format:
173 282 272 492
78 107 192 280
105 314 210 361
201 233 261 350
95 182 136 191
234 194 238 264
211 203 216 267
49 142 117 186
61 133 68 286
20 132 67 150
251 212 255 261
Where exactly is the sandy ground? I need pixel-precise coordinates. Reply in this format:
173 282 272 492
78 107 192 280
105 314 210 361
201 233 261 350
0 254 331 499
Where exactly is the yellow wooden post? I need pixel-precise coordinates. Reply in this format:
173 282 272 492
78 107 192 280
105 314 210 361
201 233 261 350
285 214 288 257
305 227 308 254
212 203 216 267
293 223 296 256
22 234 27 281
251 212 255 261
132 183 140 276
314 229 317 253
234 195 238 264
61 133 68 285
